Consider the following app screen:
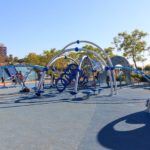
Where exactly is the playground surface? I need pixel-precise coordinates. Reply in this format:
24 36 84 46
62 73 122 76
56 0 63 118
0 85 150 150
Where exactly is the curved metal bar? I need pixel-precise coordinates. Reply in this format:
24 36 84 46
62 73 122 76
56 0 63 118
37 48 114 95
36 41 117 96
50 55 78 68
60 40 117 94
115 66 150 83
78 48 114 95
74 55 95 93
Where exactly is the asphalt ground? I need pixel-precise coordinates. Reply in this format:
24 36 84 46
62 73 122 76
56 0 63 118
0 85 150 150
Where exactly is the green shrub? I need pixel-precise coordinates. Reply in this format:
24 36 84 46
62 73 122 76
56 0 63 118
144 65 150 71
131 73 142 82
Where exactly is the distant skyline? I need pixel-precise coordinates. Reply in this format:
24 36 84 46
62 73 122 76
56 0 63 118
0 0 150 66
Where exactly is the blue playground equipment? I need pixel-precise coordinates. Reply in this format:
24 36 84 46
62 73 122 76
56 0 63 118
55 63 88 93
1 40 149 100
0 64 44 90
105 66 150 83
4 65 17 77
35 40 114 97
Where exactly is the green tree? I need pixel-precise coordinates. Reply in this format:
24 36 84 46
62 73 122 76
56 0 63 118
5 55 20 64
6 54 14 64
24 53 40 65
113 29 150 68
18 58 25 64
13 56 19 63
81 45 102 60
42 48 58 65
144 64 150 71
83 45 114 60
104 47 114 58
68 52 78 60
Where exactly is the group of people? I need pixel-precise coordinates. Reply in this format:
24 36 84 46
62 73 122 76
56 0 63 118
0 68 123 89
12 71 25 87
1 71 25 87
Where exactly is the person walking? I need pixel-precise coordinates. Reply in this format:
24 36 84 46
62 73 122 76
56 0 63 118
1 76 5 87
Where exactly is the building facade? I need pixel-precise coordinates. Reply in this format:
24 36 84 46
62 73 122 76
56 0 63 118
0 43 7 57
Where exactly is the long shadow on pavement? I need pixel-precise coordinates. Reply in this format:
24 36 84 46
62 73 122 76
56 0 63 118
97 111 150 150
0 93 147 109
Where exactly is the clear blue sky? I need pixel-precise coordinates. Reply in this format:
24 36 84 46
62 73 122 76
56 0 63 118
0 0 150 64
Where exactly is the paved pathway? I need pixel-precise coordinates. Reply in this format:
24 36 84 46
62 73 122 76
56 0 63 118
0 86 150 150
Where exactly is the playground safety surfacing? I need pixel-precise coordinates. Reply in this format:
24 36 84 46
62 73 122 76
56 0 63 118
0 86 150 150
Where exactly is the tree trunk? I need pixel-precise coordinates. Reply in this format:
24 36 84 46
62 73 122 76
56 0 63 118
132 56 138 69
